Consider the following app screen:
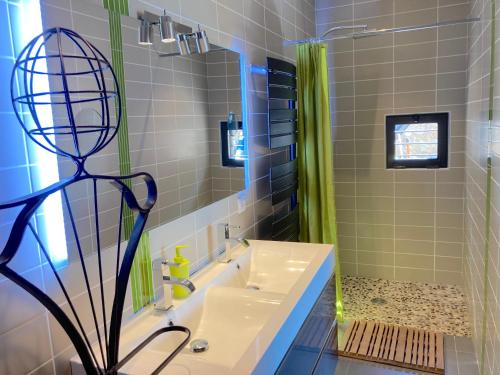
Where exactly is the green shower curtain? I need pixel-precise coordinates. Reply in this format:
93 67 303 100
296 43 343 322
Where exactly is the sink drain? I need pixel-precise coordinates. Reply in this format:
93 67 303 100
190 339 209 353
370 297 387 305
246 285 260 290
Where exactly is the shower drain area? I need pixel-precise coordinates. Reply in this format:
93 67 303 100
342 275 471 336
370 297 387 305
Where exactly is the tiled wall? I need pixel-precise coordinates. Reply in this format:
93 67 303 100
317 0 468 285
0 0 315 373
464 0 500 373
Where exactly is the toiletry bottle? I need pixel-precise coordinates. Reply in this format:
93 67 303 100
170 245 190 299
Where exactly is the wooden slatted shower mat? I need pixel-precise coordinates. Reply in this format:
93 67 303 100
339 320 445 374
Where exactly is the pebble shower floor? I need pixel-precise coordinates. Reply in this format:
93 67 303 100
341 276 471 337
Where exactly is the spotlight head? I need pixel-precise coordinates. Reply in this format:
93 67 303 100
176 34 191 55
159 14 175 43
195 29 210 54
138 20 153 45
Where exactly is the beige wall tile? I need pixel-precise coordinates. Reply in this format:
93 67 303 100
358 264 395 279
395 239 434 255
358 251 395 267
395 267 434 283
395 253 434 269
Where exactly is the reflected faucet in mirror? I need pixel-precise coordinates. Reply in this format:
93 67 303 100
218 223 250 263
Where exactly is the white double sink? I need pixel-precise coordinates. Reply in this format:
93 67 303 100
72 240 334 374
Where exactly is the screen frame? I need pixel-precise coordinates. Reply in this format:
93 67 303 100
386 112 449 169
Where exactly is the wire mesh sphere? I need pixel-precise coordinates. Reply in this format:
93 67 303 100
10 27 121 161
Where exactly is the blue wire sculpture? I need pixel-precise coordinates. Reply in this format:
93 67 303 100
1 27 190 374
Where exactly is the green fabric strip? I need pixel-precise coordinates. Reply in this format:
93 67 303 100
104 0 154 312
480 2 495 374
296 43 344 322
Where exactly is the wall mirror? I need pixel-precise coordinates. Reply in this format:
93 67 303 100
122 15 247 231
40 12 248 264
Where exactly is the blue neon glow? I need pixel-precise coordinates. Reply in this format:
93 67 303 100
18 0 68 265
250 64 268 76
239 54 251 195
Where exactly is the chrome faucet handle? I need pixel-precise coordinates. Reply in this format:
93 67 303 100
219 223 240 239
163 275 196 293
162 259 181 267
218 223 240 229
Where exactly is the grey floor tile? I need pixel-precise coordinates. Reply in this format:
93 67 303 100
454 336 475 353
457 363 480 375
343 358 420 374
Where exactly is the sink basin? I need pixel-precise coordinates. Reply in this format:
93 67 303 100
71 240 334 375
180 287 283 366
220 240 319 294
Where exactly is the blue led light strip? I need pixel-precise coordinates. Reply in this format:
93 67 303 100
14 0 68 265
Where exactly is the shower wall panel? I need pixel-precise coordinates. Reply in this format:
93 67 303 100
317 0 468 284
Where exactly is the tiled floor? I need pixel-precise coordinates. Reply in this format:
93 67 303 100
319 335 479 375
341 276 471 336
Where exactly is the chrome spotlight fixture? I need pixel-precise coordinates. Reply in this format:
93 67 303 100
159 11 175 42
138 20 153 45
176 33 191 55
176 25 210 55
138 10 176 46
194 28 210 54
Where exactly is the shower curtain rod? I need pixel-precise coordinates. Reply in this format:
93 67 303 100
284 17 479 46
283 25 368 45
352 17 480 39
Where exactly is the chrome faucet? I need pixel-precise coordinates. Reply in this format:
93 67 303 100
154 260 195 311
218 223 250 263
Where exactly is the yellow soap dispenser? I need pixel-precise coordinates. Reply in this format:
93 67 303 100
170 245 190 299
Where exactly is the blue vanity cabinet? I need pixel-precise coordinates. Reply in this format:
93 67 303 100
276 277 338 375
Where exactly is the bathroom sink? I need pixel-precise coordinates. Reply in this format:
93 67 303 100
220 240 319 294
71 240 334 374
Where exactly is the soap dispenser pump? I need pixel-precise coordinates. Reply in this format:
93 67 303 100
170 245 190 299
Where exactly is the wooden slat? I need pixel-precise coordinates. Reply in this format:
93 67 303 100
339 320 445 374
404 328 413 364
383 325 393 360
371 323 385 358
359 321 375 356
339 320 357 352
424 331 429 367
389 326 399 361
394 327 407 362
429 332 435 369
351 320 367 354
417 330 424 366
412 330 419 365
436 333 444 370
